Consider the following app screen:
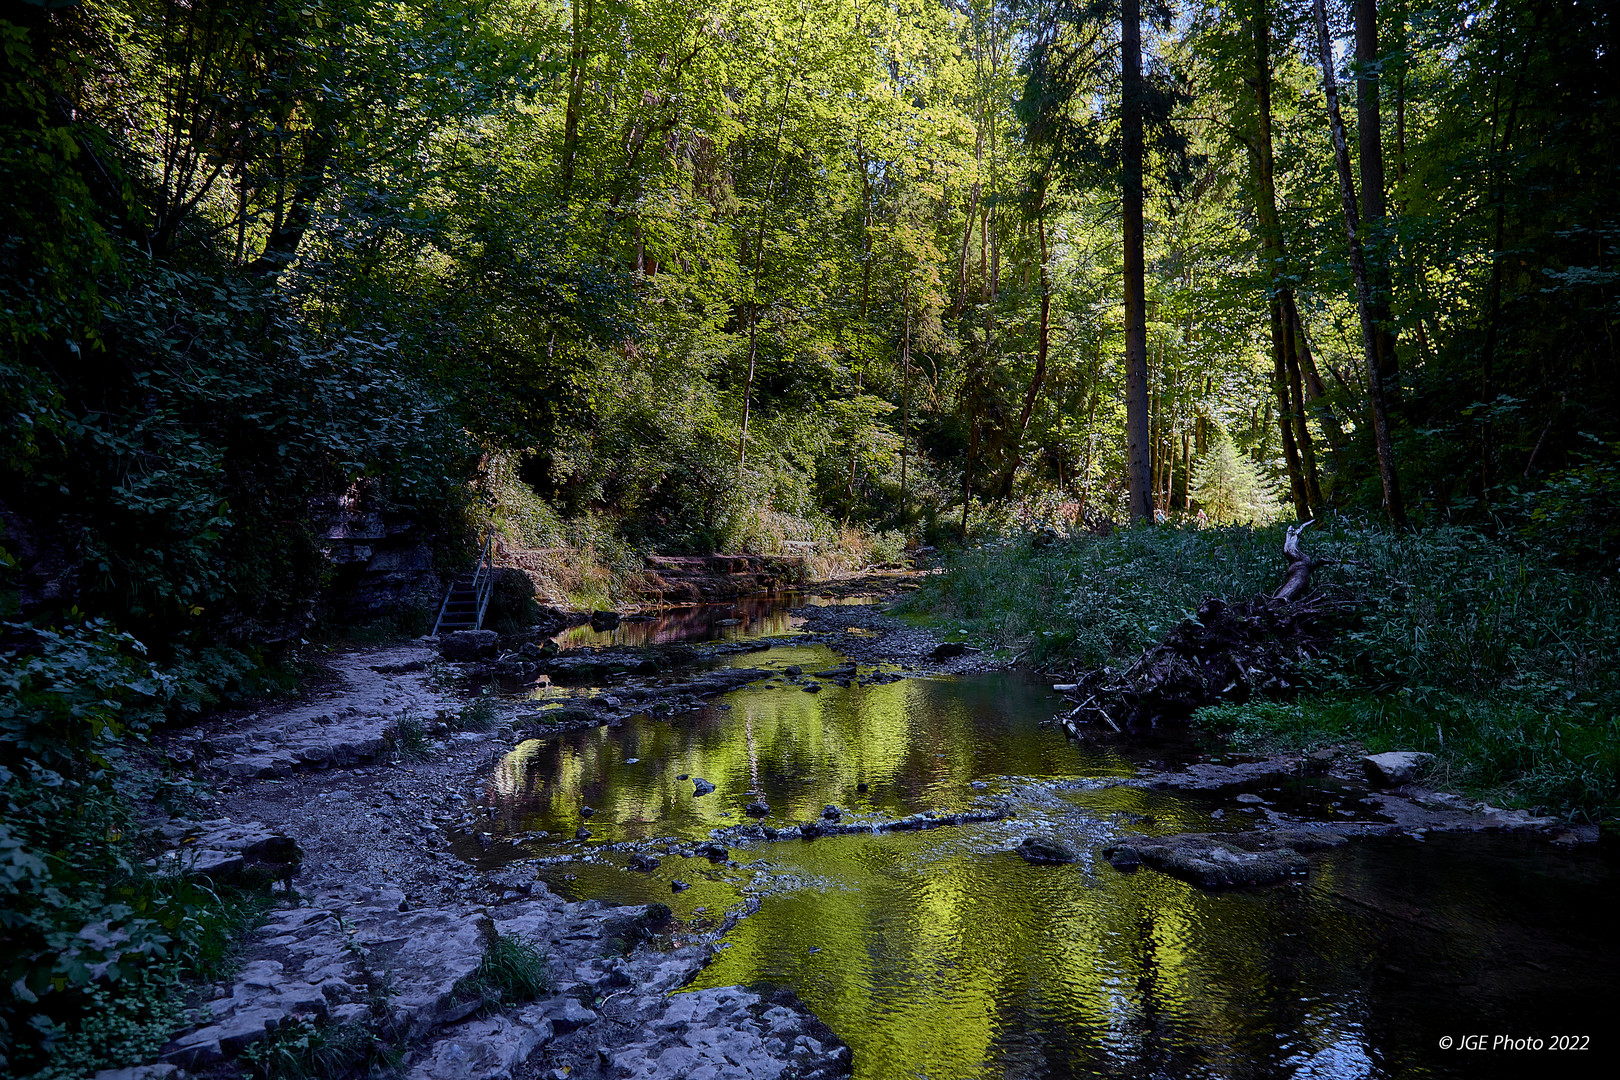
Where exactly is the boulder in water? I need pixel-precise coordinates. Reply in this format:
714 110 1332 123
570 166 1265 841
1017 836 1079 864
1361 751 1435 786
440 629 498 661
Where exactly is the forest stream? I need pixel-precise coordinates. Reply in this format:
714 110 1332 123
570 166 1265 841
429 593 1616 1080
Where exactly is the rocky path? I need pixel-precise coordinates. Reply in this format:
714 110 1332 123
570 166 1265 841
125 640 853 1080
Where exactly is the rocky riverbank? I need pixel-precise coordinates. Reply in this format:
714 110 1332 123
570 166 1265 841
116 574 1599 1080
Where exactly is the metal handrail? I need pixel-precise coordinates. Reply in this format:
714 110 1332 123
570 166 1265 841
433 529 495 635
471 531 495 630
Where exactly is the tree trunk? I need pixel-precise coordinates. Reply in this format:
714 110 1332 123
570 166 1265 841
1287 327 1325 513
1284 294 1348 483
1270 302 1309 519
963 419 979 535
900 291 911 520
738 15 807 471
1273 521 1319 602
857 144 874 319
1477 8 1536 502
953 182 981 317
1122 0 1153 524
995 191 1051 497
246 122 333 274
1181 429 1192 510
1312 0 1407 527
1355 0 1400 404
954 46 987 317
559 0 594 205
1245 2 1324 518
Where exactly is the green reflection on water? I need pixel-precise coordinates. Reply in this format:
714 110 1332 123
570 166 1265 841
474 661 1620 1080
690 830 1619 1080
546 592 848 651
485 661 1131 843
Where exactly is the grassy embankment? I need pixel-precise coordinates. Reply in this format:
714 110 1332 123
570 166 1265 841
903 523 1620 820
486 455 906 611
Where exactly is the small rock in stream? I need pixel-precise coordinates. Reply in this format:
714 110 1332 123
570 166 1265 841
575 826 592 840
1111 830 1353 890
1105 845 1142 871
1017 836 1079 864
692 778 716 796
744 801 771 818
627 853 661 872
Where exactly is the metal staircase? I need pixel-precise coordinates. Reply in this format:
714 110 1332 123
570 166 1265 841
433 530 495 635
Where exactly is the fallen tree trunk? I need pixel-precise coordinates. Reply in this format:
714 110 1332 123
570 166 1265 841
1054 523 1351 731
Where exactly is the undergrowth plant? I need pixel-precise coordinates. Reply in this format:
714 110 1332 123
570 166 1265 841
910 521 1620 816
452 692 498 732
240 1018 396 1080
906 524 1285 658
389 713 430 757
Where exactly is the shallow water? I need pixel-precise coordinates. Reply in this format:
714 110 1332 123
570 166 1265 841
462 604 1618 1079
548 591 880 651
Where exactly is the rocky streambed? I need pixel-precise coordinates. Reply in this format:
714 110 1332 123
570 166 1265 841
120 580 1617 1080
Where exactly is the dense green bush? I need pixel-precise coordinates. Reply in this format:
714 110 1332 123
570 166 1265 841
0 621 274 1077
908 524 1286 659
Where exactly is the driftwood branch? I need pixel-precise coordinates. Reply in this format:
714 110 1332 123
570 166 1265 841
1273 519 1317 602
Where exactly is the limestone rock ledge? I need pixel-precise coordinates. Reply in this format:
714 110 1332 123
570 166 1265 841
604 985 852 1080
154 876 851 1080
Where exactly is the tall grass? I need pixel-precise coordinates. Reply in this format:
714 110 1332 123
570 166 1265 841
730 508 907 577
907 524 1286 659
452 932 552 1014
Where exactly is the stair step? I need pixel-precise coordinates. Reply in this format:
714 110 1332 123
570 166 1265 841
435 551 495 633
